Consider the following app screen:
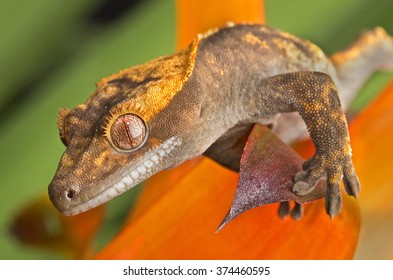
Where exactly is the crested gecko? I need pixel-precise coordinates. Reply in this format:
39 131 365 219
49 24 393 219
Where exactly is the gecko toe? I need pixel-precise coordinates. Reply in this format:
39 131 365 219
343 166 361 198
302 158 313 171
294 170 307 182
325 181 343 219
293 163 323 196
278 201 304 220
293 181 312 195
278 201 290 219
290 202 304 220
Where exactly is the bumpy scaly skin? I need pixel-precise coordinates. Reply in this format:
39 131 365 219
259 72 359 217
273 27 393 144
49 24 391 219
268 27 393 218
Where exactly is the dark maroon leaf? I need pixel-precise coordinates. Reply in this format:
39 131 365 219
218 124 326 230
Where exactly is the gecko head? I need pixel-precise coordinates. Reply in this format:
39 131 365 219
48 41 203 216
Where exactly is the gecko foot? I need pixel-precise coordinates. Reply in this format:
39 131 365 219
293 153 360 218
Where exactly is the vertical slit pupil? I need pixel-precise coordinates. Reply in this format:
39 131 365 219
110 114 146 151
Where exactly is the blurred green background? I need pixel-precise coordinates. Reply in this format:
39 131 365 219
0 0 392 259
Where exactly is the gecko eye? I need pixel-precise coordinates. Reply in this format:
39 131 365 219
109 114 147 151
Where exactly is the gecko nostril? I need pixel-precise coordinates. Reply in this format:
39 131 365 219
66 189 75 199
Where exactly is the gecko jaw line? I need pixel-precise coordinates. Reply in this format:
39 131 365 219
63 137 182 216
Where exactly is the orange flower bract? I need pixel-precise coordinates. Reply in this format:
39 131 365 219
95 157 360 259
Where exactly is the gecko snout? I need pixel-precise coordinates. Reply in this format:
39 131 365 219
48 179 80 215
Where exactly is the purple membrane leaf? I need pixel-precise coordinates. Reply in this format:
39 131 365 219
218 124 326 230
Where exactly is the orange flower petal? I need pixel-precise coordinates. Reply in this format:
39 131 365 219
96 157 359 259
176 0 265 49
349 81 393 258
350 82 393 209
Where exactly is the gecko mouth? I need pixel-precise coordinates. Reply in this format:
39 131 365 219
61 137 182 216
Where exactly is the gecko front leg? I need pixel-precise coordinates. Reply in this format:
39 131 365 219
259 71 360 218
273 27 393 144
